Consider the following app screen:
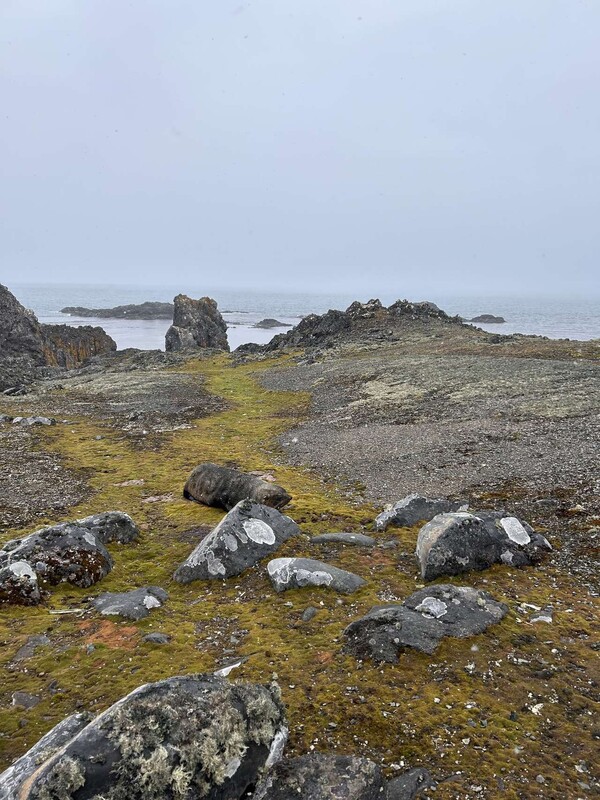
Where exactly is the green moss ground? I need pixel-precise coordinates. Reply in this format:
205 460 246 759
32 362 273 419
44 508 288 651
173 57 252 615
0 355 597 798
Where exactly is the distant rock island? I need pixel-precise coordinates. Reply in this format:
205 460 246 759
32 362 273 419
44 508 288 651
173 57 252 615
61 301 174 320
467 314 506 324
253 318 292 329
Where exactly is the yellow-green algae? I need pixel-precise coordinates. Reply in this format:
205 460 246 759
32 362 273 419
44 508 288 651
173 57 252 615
0 355 597 799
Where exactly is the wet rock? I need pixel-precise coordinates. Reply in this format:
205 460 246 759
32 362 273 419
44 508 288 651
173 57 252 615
14 634 51 662
344 584 508 662
375 494 464 532
12 692 41 710
165 294 229 352
310 532 376 547
143 632 171 644
416 511 552 581
387 768 436 799
0 522 113 605
267 557 366 594
173 499 301 583
0 713 91 800
10 674 287 800
253 754 387 800
92 586 168 620
74 511 139 545
184 462 292 510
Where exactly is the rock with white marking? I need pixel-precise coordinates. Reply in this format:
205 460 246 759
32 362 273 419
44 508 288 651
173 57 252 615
0 522 113 606
184 462 291 510
344 584 508 662
253 754 387 800
310 532 376 547
6 674 287 800
267 557 366 594
173 499 301 583
375 494 464 531
73 511 139 545
416 511 552 581
92 586 168 620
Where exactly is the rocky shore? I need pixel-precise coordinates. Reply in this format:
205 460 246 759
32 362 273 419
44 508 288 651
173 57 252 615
0 288 598 799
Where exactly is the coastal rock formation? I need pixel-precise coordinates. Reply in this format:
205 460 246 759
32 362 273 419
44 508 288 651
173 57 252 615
468 314 506 323
267 557 366 593
0 284 116 391
253 754 387 800
174 499 301 583
374 494 464 531
249 298 464 353
9 674 287 800
92 586 168 620
61 301 174 319
416 511 553 581
165 294 229 352
184 463 292 510
254 318 292 329
344 584 508 662
0 513 137 604
311 532 376 547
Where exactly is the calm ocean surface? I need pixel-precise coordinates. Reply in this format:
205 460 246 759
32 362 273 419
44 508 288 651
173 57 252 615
10 283 600 351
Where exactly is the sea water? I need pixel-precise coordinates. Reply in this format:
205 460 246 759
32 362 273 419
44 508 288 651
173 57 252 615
9 283 600 351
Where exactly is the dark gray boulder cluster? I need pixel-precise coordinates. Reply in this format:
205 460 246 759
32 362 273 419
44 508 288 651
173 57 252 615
184 462 292 510
375 494 465 531
165 294 229 352
0 512 138 605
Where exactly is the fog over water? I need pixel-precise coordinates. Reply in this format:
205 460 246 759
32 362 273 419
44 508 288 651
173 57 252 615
1 2 599 296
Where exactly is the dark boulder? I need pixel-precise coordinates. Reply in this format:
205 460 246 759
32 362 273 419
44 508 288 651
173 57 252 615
41 324 116 369
184 463 292 510
468 314 506 323
165 294 229 352
10 674 287 800
174 499 301 583
74 511 139 545
416 511 552 581
387 768 436 799
0 713 92 800
310 532 376 547
267 557 366 594
92 586 168 620
253 754 387 800
0 521 114 605
375 494 464 531
344 584 508 662
254 319 292 329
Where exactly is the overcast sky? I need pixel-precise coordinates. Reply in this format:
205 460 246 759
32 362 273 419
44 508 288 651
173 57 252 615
1 0 598 295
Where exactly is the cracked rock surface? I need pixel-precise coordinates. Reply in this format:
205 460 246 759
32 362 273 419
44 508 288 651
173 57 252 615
267 557 366 594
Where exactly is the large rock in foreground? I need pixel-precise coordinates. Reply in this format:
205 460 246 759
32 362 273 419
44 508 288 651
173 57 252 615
344 584 508 662
184 463 291 510
0 521 114 606
174 500 301 583
267 557 366 594
375 494 464 532
416 511 552 581
72 511 139 545
253 754 387 800
9 674 287 800
165 294 229 352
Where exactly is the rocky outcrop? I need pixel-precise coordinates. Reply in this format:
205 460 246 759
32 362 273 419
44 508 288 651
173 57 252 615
416 511 552 581
174 500 301 583
165 294 229 352
254 318 292 329
0 284 116 391
344 584 508 662
468 314 506 323
0 511 137 605
247 298 464 353
92 586 168 620
41 323 116 368
375 494 464 531
184 463 292 510
8 674 287 800
253 754 387 800
61 301 174 319
267 557 366 593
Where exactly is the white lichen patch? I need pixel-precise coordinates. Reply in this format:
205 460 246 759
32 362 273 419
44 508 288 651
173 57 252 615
8 561 36 580
500 516 531 545
415 597 448 619
242 519 276 545
143 595 161 610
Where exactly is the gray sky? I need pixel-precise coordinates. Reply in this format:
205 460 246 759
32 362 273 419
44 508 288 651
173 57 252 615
1 0 598 295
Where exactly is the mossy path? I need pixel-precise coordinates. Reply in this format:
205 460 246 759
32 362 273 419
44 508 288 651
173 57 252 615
0 356 597 798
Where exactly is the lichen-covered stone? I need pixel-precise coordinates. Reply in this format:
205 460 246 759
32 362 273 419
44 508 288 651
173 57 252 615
267 558 366 594
15 674 287 800
253 754 387 800
184 463 291 510
92 586 168 620
344 584 508 662
416 511 552 581
173 499 301 583
74 511 139 545
310 533 376 547
375 494 464 531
